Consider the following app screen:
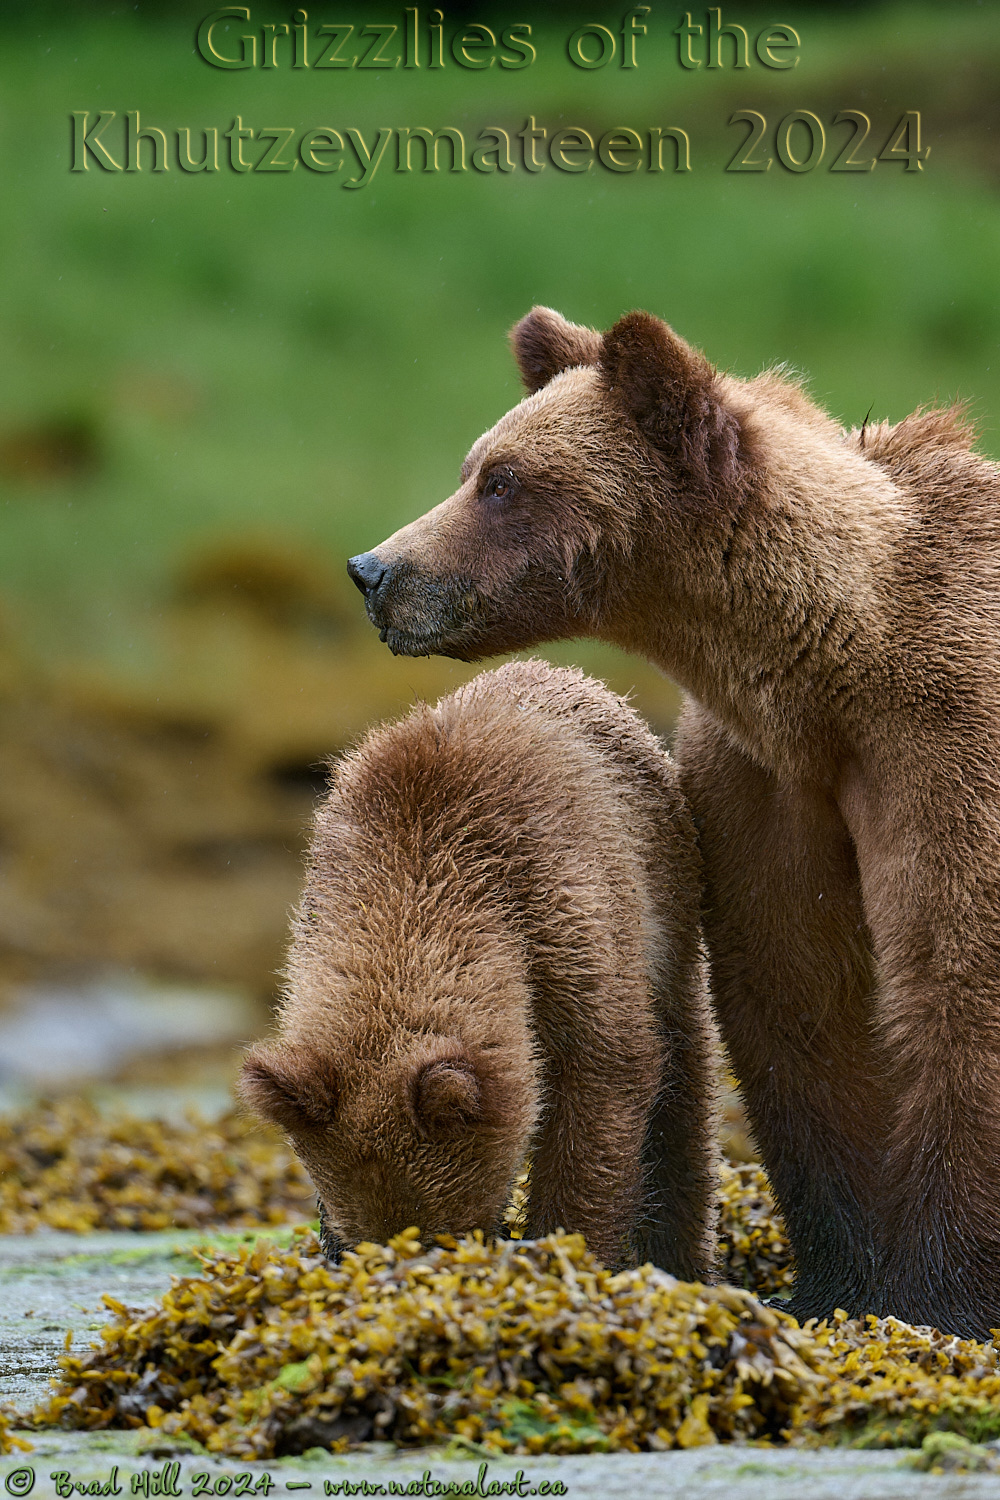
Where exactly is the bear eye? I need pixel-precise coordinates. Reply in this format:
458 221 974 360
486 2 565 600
484 470 514 501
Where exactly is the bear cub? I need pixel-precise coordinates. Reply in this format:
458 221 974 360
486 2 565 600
241 658 718 1274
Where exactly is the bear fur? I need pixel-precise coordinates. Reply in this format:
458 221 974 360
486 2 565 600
347 305 1000 1338
240 658 719 1276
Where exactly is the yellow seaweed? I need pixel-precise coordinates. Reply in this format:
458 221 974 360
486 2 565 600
0 1098 313 1234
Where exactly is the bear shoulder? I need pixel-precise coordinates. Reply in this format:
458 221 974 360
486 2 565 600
844 403 980 462
842 405 1000 528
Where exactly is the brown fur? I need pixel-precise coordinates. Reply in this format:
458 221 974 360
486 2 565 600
240 659 718 1276
348 306 1000 1338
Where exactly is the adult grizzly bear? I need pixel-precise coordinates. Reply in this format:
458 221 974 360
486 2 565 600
241 659 718 1276
347 307 1000 1338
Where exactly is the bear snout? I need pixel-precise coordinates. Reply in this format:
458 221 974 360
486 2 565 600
347 551 388 596
351 557 489 659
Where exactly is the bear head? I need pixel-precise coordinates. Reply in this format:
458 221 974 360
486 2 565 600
239 1025 536 1251
347 307 746 661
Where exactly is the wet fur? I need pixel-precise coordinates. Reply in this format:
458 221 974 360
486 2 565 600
354 306 1000 1338
241 659 719 1276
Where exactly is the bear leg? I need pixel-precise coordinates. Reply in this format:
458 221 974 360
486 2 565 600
525 1003 662 1271
637 786 721 1282
637 976 719 1281
844 756 1000 1338
676 701 885 1319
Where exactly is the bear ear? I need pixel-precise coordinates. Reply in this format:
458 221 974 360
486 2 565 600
509 307 602 394
599 311 719 455
239 1042 338 1132
408 1056 483 1140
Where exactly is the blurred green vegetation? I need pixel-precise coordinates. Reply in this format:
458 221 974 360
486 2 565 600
0 1 997 683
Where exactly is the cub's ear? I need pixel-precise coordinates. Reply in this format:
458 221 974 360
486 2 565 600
408 1056 483 1140
509 306 602 394
239 1042 338 1132
599 311 720 458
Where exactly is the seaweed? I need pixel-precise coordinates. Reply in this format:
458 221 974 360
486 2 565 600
0 1098 314 1234
0 1406 32 1456
26 1231 1000 1461
717 1162 794 1299
789 1309 1000 1450
28 1229 826 1458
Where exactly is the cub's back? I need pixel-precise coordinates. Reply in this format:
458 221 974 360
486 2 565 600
446 659 703 972
326 659 678 895
299 660 694 1021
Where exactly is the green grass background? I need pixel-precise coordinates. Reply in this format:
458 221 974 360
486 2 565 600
0 1 997 690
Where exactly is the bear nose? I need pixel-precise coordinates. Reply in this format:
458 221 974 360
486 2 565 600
347 552 387 595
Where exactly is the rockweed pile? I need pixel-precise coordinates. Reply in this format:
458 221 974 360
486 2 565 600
28 1230 1000 1461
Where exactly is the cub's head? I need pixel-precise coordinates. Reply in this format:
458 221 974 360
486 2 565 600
239 1031 535 1253
348 307 740 660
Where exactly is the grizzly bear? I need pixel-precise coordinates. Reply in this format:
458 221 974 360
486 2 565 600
346 306 1000 1339
240 658 718 1276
